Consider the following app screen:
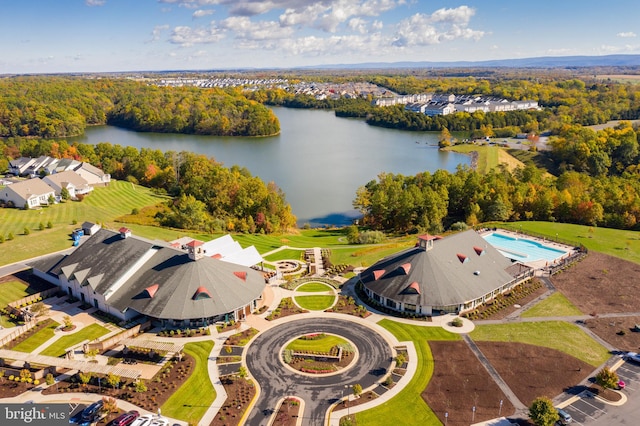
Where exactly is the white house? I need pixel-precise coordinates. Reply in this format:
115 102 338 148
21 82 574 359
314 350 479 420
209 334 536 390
43 171 93 199
2 178 56 208
8 157 35 176
74 162 111 186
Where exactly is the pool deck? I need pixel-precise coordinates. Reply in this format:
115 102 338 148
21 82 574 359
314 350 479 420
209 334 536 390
479 228 576 270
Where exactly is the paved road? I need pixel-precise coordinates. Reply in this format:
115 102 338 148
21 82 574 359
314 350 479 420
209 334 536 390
244 318 392 426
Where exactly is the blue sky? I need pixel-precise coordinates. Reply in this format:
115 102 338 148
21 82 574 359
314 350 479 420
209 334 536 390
1 0 639 74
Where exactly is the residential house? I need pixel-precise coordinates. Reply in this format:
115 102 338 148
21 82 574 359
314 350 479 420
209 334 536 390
25 156 59 177
53 158 81 174
2 178 56 208
8 157 36 176
43 170 93 199
73 162 111 186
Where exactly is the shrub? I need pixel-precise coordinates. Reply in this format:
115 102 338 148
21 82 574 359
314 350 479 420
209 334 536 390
24 227 30 235
451 317 464 327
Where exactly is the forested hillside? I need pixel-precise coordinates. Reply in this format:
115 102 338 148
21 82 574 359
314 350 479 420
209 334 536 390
0 77 279 137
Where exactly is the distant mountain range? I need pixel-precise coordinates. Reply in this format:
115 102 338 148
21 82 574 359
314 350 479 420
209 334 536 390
306 54 640 69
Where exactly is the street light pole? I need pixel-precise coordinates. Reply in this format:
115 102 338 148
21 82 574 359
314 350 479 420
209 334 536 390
444 412 448 425
472 406 476 422
499 399 503 416
345 385 350 419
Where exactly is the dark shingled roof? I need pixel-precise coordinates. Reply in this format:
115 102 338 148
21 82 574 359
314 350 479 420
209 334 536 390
361 230 516 307
44 228 265 320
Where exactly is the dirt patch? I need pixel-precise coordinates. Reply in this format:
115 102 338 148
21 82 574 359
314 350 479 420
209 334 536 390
288 351 355 374
424 341 515 426
266 297 308 321
209 375 256 426
582 316 640 352
551 251 640 315
224 328 259 346
464 279 547 321
475 341 592 406
270 397 301 426
325 295 370 318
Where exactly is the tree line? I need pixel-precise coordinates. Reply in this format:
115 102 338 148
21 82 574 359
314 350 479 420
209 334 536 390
0 77 279 138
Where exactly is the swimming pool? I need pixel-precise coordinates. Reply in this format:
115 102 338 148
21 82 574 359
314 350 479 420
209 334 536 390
482 232 568 263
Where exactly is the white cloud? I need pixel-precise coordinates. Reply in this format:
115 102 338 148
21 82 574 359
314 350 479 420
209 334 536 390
193 9 215 18
392 7 484 47
348 18 368 34
169 25 226 46
598 44 640 53
150 25 170 42
221 16 294 40
159 0 218 9
85 0 106 6
617 32 637 38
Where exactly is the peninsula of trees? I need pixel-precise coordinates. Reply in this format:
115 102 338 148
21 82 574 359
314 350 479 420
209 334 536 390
0 77 279 138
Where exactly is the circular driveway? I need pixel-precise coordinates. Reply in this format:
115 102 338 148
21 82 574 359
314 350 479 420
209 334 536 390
244 317 393 426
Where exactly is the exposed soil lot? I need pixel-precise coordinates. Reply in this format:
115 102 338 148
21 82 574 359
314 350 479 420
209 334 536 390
583 316 640 352
209 375 256 426
475 342 593 406
551 251 640 315
425 341 516 426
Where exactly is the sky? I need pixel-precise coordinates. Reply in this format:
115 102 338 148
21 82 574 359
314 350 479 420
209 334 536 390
1 0 639 74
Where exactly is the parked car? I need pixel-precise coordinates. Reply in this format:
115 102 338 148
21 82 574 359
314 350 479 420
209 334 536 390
556 407 572 424
149 418 169 426
625 352 640 364
107 410 140 426
80 400 104 423
130 415 154 426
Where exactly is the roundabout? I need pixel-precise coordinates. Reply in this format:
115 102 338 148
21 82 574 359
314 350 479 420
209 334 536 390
243 317 393 426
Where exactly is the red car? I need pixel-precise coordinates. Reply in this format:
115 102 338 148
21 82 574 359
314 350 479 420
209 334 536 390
107 410 140 426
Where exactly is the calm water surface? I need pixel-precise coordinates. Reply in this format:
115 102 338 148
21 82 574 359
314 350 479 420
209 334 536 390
76 107 469 226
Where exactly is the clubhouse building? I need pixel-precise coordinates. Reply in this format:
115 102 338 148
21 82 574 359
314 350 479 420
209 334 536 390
29 228 267 327
358 230 533 316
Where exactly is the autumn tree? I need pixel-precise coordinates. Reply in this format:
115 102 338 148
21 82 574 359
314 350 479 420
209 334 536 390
529 396 559 426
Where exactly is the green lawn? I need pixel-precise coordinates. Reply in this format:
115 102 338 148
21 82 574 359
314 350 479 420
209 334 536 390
11 320 60 353
521 292 583 318
0 180 167 266
329 240 415 269
39 323 110 357
469 321 610 366
263 248 304 262
161 341 215 425
445 144 500 174
296 282 333 292
286 334 349 353
354 319 460 425
491 221 640 264
0 280 40 307
294 295 336 311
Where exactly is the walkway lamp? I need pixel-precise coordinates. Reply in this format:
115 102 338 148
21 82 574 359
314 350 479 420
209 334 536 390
499 399 503 416
444 412 448 425
472 406 476 422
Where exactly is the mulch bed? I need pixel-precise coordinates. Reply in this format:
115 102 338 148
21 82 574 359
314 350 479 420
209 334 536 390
424 341 516 426
467 279 547 321
325 295 371 318
582 315 640 352
475 341 592 406
41 354 196 413
0 380 38 398
270 397 301 426
341 391 378 409
288 351 355 373
224 328 259 346
209 375 256 426
551 251 640 315
266 298 308 321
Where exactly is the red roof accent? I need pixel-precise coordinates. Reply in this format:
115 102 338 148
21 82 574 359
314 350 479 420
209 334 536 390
408 281 421 294
457 253 468 263
118 227 130 233
193 286 212 300
373 269 385 280
186 240 203 247
234 271 247 281
399 263 411 274
473 246 485 256
434 235 444 240
169 242 181 248
418 234 437 241
145 284 159 299
211 253 222 259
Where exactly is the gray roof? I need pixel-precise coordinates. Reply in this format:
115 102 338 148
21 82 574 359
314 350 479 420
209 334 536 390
360 230 516 306
76 162 105 177
45 228 265 320
44 170 89 188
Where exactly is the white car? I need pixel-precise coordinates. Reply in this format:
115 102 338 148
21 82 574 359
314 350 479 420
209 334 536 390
131 414 154 426
149 418 169 426
626 352 640 364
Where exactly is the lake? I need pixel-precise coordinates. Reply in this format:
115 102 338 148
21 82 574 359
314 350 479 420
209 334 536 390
75 107 469 226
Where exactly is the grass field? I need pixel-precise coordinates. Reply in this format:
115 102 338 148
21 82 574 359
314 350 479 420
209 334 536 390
39 323 110 357
520 292 583 318
493 221 640 264
12 320 60 353
0 180 167 266
469 321 610 367
294 295 336 310
161 340 215 425
0 280 40 307
353 320 460 425
286 334 349 353
296 282 334 292
263 248 304 262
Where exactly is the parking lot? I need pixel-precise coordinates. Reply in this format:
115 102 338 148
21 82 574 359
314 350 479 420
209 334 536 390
560 359 640 425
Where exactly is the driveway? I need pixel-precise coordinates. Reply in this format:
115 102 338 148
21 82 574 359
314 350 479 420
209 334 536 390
243 318 392 426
